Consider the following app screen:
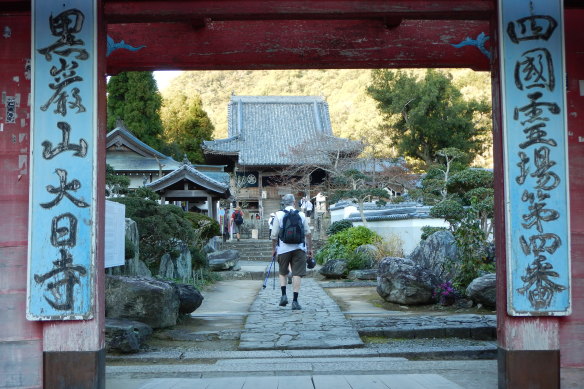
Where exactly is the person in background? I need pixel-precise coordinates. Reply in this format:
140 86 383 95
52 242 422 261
231 206 244 241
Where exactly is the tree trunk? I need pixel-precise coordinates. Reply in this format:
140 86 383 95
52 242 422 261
358 199 368 227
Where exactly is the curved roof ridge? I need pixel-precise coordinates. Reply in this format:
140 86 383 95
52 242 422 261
146 163 229 193
106 126 172 160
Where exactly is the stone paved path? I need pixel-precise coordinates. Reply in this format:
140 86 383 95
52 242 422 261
239 278 364 350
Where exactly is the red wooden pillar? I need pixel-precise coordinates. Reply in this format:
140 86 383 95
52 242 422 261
561 8 584 370
0 12 43 389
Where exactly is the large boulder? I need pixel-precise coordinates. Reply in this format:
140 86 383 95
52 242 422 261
158 246 192 281
348 269 377 280
377 257 438 305
170 282 204 314
466 273 497 309
409 230 459 282
208 249 240 271
203 236 221 254
107 218 152 277
105 318 152 354
319 259 348 279
105 275 180 328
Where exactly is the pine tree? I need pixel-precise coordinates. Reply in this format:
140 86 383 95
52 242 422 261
107 72 164 150
161 92 214 163
367 69 491 166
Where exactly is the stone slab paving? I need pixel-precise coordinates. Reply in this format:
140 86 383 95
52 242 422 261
239 277 364 350
107 374 463 389
353 314 497 340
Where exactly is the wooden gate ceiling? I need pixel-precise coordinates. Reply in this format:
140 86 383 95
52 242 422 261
3 0 582 72
104 0 494 72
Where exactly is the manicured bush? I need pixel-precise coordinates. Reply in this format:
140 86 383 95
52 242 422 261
315 242 351 265
328 226 382 252
184 212 220 242
316 226 382 267
112 197 196 267
327 219 353 236
420 226 448 240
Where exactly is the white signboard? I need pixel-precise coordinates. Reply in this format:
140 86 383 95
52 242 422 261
105 201 125 268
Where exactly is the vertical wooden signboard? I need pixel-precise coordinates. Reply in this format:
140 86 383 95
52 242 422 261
499 0 571 315
28 0 97 320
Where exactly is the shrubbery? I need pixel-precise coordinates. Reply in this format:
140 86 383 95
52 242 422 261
327 219 353 235
184 212 220 243
328 226 381 252
316 226 382 267
420 226 448 240
113 196 196 268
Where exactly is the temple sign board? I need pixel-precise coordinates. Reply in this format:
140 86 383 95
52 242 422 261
499 0 571 316
27 0 97 320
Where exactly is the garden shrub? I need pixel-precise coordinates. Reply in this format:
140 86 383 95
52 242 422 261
421 226 448 240
345 251 374 271
451 213 495 291
328 226 382 252
184 212 220 242
124 237 135 260
316 226 382 267
327 219 353 236
315 241 351 265
112 197 196 268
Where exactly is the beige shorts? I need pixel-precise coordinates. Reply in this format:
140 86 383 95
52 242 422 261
277 249 307 277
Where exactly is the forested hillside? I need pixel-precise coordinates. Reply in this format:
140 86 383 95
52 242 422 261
161 69 491 162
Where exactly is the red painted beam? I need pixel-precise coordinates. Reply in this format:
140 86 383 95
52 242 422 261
104 0 494 23
106 19 491 73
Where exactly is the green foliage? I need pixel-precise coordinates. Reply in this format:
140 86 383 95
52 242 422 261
420 226 448 240
183 212 221 242
314 241 352 265
447 169 493 196
161 92 215 163
190 246 208 270
367 69 491 166
328 226 382 252
111 197 196 267
107 71 164 150
327 219 354 236
345 251 374 271
124 237 135 260
127 187 160 201
429 199 465 228
452 214 495 291
161 69 492 164
105 163 130 197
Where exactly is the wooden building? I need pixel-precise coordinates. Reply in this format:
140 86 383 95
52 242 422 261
203 95 361 217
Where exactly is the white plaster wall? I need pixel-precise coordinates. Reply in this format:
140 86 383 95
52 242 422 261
330 205 358 223
350 218 450 256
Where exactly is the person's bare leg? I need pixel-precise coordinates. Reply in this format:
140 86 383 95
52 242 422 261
291 276 302 309
292 276 301 293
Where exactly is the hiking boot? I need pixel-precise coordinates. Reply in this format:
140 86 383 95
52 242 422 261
279 295 288 306
291 300 301 310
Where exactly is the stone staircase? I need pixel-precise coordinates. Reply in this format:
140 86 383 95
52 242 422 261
221 239 274 262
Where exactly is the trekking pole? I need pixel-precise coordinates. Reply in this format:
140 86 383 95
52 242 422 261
262 254 276 289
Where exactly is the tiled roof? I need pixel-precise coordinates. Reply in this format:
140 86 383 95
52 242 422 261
331 201 434 222
203 96 361 166
146 162 230 197
106 125 228 186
